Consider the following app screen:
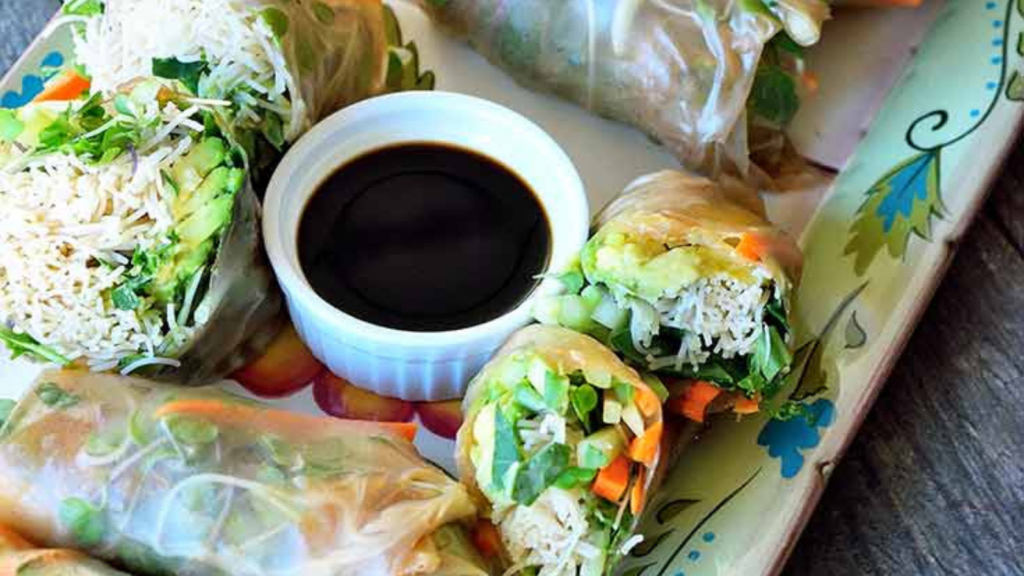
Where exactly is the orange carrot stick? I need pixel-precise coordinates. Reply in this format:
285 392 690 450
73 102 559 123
32 70 90 103
592 454 631 503
733 394 762 415
630 468 647 515
668 381 722 423
628 421 662 467
634 385 661 418
154 399 418 442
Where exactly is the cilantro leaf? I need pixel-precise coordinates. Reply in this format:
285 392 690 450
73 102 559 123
570 384 598 431
152 58 208 95
35 94 144 164
0 328 71 365
111 284 143 310
513 443 570 506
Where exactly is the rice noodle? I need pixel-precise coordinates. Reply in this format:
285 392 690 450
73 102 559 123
68 0 305 139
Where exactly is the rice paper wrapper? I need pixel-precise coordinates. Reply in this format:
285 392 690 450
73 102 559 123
457 325 675 571
0 524 130 576
251 0 388 138
592 170 803 303
0 371 481 576
417 0 829 180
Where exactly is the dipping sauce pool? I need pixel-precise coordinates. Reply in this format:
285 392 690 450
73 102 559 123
298 142 551 332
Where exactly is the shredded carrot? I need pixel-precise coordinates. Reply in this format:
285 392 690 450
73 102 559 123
592 454 631 503
634 384 661 418
733 394 762 415
734 232 769 263
630 468 647 515
31 70 90 103
470 520 502 558
802 71 820 95
154 399 417 442
668 381 722 423
628 421 662 467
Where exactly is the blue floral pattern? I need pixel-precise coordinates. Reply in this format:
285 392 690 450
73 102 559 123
757 399 836 479
1 51 65 108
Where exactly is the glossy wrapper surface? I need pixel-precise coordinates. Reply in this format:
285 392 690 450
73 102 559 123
0 371 486 576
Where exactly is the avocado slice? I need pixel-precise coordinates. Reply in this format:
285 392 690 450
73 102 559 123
170 137 227 195
176 195 234 248
151 240 213 305
173 166 244 220
145 138 238 305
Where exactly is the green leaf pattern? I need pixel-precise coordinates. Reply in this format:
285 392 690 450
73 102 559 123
844 152 944 276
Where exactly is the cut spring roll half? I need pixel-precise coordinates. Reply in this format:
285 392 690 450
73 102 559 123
0 370 481 576
0 83 280 383
458 325 665 576
0 525 129 576
58 0 387 148
536 171 803 416
417 0 830 181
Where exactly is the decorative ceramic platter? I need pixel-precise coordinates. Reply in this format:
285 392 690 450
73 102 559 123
2 1 1022 575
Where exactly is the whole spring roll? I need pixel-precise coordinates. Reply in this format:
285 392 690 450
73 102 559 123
418 0 830 180
59 0 387 146
0 525 129 576
0 83 280 383
458 325 665 576
535 171 803 415
0 371 480 576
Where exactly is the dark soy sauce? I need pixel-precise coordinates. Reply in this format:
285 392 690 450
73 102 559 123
299 143 551 332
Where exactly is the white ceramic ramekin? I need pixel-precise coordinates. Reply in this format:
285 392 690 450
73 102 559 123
263 91 589 401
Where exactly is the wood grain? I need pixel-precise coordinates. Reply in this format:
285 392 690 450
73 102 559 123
784 163 1024 574
1 1 1022 574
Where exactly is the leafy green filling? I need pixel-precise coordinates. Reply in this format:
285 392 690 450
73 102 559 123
36 382 81 409
62 0 104 16
0 327 70 365
512 443 571 506
34 93 145 164
152 58 208 95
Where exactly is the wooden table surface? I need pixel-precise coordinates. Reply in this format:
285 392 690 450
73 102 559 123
2 2 1022 574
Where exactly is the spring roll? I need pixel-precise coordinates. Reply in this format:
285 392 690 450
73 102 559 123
417 0 829 180
0 370 480 576
535 171 803 415
59 0 387 147
0 525 130 576
0 83 282 383
458 325 665 576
